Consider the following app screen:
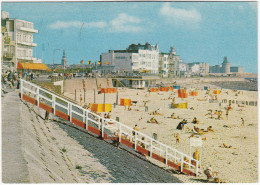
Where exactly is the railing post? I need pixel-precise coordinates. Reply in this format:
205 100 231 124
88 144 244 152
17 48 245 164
101 119 104 138
83 110 86 123
180 154 183 173
85 110 89 130
21 80 23 98
36 87 40 106
165 147 168 165
52 95 56 115
150 139 153 157
69 103 72 122
134 131 137 150
119 123 122 142
196 160 199 176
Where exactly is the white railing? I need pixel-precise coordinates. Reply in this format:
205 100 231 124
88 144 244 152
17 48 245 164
20 79 200 176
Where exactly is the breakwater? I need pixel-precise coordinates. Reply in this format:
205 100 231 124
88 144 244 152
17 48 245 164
210 81 258 91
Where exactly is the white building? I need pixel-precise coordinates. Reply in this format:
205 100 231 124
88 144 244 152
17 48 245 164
100 42 159 75
1 11 40 71
159 46 182 78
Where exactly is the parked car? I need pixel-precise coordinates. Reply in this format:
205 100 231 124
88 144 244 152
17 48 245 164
48 73 59 78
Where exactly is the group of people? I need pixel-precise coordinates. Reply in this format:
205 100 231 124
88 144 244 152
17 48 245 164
2 70 20 90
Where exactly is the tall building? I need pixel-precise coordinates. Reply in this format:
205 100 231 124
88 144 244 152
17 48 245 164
221 56 230 73
159 46 182 78
61 49 67 68
1 11 41 71
100 42 159 74
209 56 243 74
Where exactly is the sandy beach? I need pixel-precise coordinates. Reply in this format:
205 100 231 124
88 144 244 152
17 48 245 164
64 79 258 183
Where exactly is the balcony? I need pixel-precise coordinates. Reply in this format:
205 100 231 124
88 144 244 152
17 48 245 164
17 56 36 61
19 27 38 33
4 53 14 59
17 41 37 47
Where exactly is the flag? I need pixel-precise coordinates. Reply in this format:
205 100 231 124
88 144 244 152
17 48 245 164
80 60 84 64
88 61 91 64
98 61 101 66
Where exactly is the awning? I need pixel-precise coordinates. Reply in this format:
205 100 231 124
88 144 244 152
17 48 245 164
17 62 48 70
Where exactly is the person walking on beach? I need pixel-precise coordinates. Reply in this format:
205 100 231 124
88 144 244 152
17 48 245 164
226 109 229 120
175 133 180 144
241 117 245 127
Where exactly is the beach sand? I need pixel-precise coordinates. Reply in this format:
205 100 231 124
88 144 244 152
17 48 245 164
64 83 258 183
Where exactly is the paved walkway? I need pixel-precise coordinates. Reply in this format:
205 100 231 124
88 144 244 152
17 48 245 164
2 90 29 183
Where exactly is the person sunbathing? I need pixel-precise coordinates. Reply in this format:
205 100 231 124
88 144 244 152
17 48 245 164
222 143 238 149
171 113 176 119
150 117 159 124
207 126 214 132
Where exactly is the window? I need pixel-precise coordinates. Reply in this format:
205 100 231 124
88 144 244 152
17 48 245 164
129 56 132 59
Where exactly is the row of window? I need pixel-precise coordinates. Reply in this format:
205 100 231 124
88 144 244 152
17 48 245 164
16 20 33 29
17 32 33 43
17 48 33 58
139 53 158 59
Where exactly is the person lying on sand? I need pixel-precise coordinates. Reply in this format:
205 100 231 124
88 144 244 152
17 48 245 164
207 126 214 132
222 143 239 149
149 110 163 115
128 106 132 111
165 113 182 119
238 104 245 107
149 117 159 124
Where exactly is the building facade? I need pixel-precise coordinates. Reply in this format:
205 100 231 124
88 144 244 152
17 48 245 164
159 46 182 78
1 11 40 71
100 42 159 75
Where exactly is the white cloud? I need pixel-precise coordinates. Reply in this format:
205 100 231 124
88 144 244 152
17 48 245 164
109 13 142 33
159 3 202 27
49 13 142 33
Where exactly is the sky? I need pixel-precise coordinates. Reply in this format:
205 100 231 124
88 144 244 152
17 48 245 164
1 1 258 73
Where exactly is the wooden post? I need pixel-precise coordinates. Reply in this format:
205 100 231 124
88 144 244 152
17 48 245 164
103 91 106 104
84 90 86 103
94 89 96 103
116 90 118 105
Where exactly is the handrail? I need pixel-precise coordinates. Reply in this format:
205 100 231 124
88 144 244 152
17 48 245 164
20 79 200 176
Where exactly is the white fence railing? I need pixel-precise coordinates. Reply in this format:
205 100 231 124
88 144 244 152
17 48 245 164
20 79 200 176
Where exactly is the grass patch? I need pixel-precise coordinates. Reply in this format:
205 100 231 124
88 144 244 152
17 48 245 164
61 147 67 153
75 165 82 170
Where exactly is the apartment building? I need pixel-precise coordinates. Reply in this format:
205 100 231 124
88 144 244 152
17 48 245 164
100 42 159 75
159 46 182 78
1 11 40 71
